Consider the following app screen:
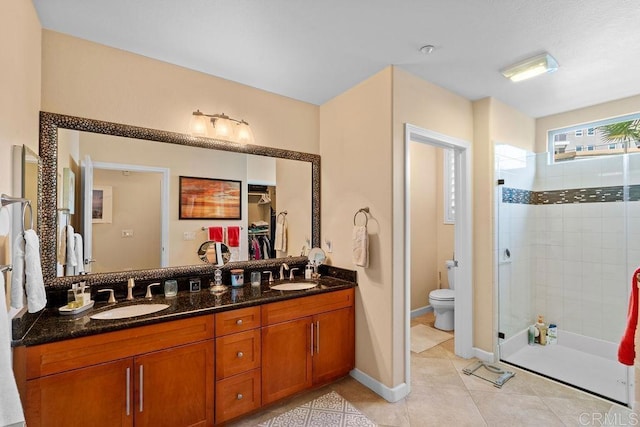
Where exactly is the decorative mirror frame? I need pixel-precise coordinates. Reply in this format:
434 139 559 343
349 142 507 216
39 111 320 287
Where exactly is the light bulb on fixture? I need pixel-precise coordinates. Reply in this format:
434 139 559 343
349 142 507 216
189 110 254 143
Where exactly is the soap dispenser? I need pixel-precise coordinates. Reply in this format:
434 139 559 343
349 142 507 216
305 262 313 280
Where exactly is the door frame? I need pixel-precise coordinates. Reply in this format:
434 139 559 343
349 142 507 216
401 123 473 390
92 161 170 267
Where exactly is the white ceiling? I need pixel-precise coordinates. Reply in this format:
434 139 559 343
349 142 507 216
33 0 640 118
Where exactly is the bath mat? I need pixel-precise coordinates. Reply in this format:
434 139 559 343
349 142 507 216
257 391 376 427
410 324 453 353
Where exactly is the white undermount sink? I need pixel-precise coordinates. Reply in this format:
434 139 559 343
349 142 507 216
90 304 170 320
270 282 317 291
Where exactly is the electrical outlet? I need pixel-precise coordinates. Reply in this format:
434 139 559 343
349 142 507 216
183 231 196 240
121 229 134 238
324 239 332 253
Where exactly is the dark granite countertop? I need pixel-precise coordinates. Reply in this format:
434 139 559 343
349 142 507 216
14 274 356 347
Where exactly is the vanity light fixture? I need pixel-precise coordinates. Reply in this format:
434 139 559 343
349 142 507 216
189 110 255 144
500 52 559 82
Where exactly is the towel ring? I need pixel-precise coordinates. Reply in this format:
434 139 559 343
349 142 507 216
353 207 369 227
23 201 33 232
277 211 288 221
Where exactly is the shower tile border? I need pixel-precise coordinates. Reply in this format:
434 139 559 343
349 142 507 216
502 184 640 205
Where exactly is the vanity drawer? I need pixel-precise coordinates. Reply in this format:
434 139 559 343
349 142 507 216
215 369 261 424
261 288 354 325
216 329 261 380
215 306 261 336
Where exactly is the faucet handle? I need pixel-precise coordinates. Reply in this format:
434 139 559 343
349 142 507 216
145 283 161 299
289 268 299 280
98 289 117 304
263 271 274 283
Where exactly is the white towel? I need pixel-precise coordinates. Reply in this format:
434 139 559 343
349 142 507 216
274 217 287 253
24 230 46 313
10 236 25 310
56 223 66 265
74 233 85 274
352 225 369 268
65 224 76 276
0 273 26 426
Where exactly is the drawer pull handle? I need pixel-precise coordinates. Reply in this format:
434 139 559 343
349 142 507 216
237 351 244 358
237 393 244 400
236 319 243 325
126 367 131 416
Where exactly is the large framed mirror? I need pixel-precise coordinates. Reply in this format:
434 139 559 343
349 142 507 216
39 112 320 286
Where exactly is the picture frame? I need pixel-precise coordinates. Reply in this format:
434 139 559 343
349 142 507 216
62 168 75 214
92 185 113 223
179 176 242 220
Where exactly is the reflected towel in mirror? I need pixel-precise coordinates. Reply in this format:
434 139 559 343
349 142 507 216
24 229 46 313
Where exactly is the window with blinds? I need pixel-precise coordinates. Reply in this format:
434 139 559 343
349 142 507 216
444 148 455 224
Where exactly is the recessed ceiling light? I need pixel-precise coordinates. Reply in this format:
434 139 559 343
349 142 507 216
419 45 435 54
500 53 559 82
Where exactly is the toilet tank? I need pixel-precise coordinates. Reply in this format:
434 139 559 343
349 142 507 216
445 260 456 290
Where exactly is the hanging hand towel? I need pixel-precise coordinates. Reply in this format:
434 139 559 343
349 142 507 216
0 273 26 426
274 217 287 252
74 233 85 274
352 225 369 268
57 222 66 265
10 235 25 310
618 268 640 366
24 229 46 313
208 226 224 242
65 224 76 276
227 226 240 247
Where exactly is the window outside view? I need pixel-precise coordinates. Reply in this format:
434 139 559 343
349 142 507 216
551 113 640 162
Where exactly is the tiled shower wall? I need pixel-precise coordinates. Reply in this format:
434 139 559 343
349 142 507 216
497 148 640 343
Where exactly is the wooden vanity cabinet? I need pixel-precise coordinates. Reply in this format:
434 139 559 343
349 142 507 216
261 288 355 405
19 315 214 427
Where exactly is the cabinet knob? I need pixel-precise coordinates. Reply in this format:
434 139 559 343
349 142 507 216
237 393 244 400
237 351 244 358
236 319 243 325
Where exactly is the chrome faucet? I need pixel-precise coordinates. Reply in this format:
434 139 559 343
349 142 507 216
289 268 299 280
263 271 274 283
145 283 160 299
279 263 289 280
126 278 135 300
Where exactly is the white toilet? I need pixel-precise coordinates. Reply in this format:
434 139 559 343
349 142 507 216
429 260 456 331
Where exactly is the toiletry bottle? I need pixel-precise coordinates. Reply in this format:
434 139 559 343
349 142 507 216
528 325 536 345
305 262 313 280
536 315 547 345
548 324 557 344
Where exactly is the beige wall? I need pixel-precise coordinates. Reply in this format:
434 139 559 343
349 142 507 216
0 0 41 238
41 30 319 154
535 94 640 153
409 143 455 310
320 68 394 386
472 97 535 352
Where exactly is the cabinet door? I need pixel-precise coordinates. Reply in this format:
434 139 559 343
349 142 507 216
134 340 214 427
25 358 133 427
312 307 355 385
261 317 312 405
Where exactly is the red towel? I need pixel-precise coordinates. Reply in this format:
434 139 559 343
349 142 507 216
208 226 224 242
227 226 240 247
618 268 640 366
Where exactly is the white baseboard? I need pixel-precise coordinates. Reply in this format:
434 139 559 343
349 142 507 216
410 305 433 318
473 347 495 363
349 369 409 403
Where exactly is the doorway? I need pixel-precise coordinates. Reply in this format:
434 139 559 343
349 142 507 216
401 124 473 391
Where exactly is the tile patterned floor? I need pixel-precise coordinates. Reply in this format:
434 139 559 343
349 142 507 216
230 313 638 426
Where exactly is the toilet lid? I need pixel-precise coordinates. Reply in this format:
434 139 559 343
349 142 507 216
430 289 455 301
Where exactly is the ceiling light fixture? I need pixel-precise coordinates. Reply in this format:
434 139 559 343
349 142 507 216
500 52 559 82
189 110 255 144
